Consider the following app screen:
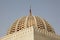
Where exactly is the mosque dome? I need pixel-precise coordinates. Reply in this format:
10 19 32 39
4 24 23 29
7 9 55 35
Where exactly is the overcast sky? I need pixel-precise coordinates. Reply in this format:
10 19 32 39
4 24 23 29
0 0 60 37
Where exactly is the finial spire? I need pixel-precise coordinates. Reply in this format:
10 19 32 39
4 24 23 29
29 6 32 16
29 0 32 16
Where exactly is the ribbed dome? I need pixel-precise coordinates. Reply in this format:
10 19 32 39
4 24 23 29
7 9 55 35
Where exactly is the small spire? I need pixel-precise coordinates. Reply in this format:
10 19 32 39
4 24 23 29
29 5 32 16
29 4 32 16
29 0 32 16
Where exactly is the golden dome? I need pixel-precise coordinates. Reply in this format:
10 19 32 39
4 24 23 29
7 9 55 35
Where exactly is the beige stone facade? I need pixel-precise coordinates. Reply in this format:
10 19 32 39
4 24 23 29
1 26 34 40
1 26 60 40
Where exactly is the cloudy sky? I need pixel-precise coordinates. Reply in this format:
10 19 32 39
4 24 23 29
0 0 60 37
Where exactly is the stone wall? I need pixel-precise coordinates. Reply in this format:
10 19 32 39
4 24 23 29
34 27 60 40
0 27 34 40
0 26 60 40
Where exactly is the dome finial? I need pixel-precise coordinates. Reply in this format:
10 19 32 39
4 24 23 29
29 0 32 16
29 6 32 16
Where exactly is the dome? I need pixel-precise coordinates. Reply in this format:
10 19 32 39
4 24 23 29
7 9 55 35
